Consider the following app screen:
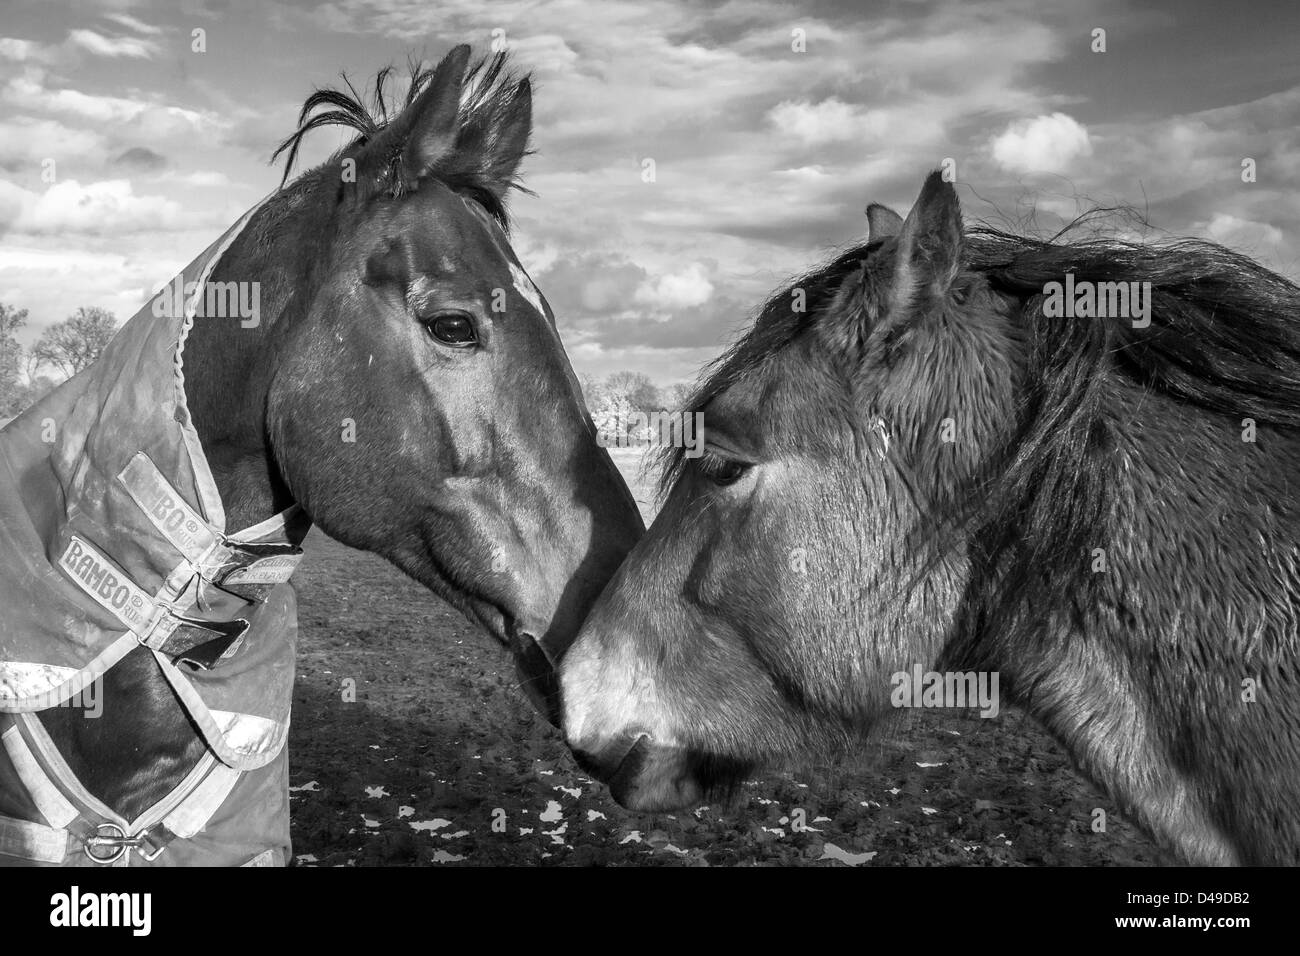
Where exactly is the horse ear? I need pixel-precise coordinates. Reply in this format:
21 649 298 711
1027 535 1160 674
866 203 903 241
887 171 964 317
468 77 532 201
399 44 472 183
818 173 963 363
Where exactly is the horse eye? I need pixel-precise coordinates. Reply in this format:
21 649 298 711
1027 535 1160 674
423 311 477 346
700 454 750 487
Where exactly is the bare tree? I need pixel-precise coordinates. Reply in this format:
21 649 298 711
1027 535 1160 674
0 303 28 416
666 381 694 411
577 372 605 412
604 370 662 413
33 307 118 379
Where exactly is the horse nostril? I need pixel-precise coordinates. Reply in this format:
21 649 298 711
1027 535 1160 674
570 732 650 785
512 630 562 728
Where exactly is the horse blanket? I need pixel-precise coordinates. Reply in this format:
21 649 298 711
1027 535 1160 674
0 198 308 866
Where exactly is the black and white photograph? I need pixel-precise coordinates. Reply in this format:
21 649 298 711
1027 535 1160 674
0 0 1291 931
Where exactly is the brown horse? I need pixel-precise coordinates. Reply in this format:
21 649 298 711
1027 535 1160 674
558 170 1300 866
1 45 641 862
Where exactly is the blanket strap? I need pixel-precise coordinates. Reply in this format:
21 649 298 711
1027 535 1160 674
52 453 306 672
118 452 304 604
58 534 251 671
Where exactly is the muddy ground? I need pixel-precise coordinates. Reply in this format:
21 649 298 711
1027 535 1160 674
287 450 1159 866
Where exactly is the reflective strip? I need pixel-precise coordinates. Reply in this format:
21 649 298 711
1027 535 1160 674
117 453 226 571
2 724 78 828
222 554 301 586
209 709 282 757
162 762 242 838
57 535 175 644
1 634 140 714
241 848 278 867
0 813 68 863
153 654 287 770
0 662 79 704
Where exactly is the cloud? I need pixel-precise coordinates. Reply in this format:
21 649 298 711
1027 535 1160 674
2 70 222 143
105 13 164 36
0 38 53 63
0 178 189 236
1198 213 1285 254
992 113 1092 175
1 0 1293 392
633 263 714 310
534 253 648 318
0 116 105 170
66 28 160 59
767 98 872 147
111 146 167 172
166 170 232 187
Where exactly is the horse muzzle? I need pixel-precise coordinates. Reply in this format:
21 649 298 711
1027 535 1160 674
567 730 704 812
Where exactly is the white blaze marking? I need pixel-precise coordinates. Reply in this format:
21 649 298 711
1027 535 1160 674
510 261 546 316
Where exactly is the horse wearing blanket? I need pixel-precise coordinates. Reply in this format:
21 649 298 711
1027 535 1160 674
0 45 642 866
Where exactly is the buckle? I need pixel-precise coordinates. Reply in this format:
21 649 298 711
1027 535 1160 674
83 822 167 864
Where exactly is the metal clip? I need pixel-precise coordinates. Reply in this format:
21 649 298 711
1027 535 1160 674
83 821 166 864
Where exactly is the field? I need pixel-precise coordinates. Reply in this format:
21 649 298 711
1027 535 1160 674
285 448 1158 866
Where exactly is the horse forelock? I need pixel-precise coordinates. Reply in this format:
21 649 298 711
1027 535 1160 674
270 49 531 230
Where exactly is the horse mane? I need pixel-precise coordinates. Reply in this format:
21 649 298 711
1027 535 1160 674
269 51 531 227
659 212 1300 646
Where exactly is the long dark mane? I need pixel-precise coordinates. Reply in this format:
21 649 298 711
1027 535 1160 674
270 51 532 227
663 215 1300 647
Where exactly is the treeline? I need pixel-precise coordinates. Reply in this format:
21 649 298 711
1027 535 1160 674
0 304 118 417
578 370 693 445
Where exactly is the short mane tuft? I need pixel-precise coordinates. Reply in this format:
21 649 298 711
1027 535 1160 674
271 50 531 227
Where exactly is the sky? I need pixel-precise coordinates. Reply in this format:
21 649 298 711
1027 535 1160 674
1 0 1298 390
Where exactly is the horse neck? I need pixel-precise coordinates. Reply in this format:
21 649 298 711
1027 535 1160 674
183 192 321 533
